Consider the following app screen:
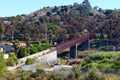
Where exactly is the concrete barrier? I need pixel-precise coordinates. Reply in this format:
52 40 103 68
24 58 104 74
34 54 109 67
18 49 51 65
38 50 57 62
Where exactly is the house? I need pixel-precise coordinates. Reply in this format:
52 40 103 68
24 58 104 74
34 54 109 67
0 42 27 53
0 44 13 53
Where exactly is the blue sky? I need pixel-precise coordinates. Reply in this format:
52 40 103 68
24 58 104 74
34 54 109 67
0 0 120 17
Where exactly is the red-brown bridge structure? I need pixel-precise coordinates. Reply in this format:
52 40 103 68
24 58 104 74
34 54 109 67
55 33 95 58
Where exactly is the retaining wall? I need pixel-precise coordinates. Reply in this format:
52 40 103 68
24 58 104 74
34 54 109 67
18 49 51 64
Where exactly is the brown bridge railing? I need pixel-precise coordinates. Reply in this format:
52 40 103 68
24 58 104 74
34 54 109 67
55 33 95 52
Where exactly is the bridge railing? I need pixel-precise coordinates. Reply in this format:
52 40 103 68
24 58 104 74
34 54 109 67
56 33 94 52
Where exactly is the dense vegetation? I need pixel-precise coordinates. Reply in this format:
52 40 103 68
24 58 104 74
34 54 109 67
0 0 120 46
77 51 120 79
19 42 52 58
1 51 120 80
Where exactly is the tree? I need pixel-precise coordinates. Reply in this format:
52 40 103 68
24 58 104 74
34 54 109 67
82 0 91 6
11 40 20 55
0 52 6 75
45 23 60 43
52 6 58 13
0 24 5 44
25 38 32 54
46 12 51 17
103 34 108 51
104 9 114 15
26 38 32 48
17 47 29 58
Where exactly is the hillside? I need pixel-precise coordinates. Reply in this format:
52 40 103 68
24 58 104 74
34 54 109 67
0 0 120 46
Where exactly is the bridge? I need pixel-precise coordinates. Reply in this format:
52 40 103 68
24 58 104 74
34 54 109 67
55 33 95 58
6 33 95 71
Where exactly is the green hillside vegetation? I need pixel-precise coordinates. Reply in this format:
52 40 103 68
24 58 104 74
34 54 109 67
0 0 120 46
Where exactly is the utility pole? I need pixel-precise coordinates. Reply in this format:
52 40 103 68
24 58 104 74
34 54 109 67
88 39 90 50
12 31 14 40
107 39 108 51
0 36 2 46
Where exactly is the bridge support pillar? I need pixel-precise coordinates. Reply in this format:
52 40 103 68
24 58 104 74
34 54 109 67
70 45 77 59
86 40 90 50
82 40 90 50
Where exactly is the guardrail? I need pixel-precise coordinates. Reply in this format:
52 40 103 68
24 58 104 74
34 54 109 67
56 33 95 52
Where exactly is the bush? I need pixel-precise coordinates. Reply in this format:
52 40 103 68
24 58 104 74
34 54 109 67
18 70 33 79
110 61 120 73
29 43 52 54
73 66 80 79
25 58 35 65
87 69 100 80
100 58 110 63
78 6 91 14
29 46 38 54
30 69 45 78
6 53 18 66
41 43 52 50
97 63 112 73
34 44 43 52
9 53 18 61
17 47 29 58
0 52 6 74
105 75 117 80
84 57 93 63
6 57 16 66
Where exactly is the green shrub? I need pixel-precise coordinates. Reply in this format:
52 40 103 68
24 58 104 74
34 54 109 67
25 58 35 65
81 63 97 71
73 66 81 79
88 54 104 61
100 58 110 63
30 69 45 78
17 47 29 58
85 57 93 63
9 53 18 61
97 63 111 73
87 69 100 80
6 53 18 66
6 57 16 66
29 43 52 54
110 61 120 73
0 52 6 75
42 43 52 50
29 46 38 54
18 70 32 79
